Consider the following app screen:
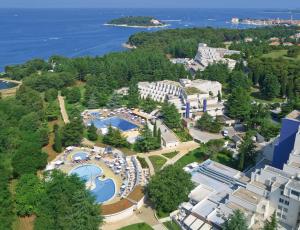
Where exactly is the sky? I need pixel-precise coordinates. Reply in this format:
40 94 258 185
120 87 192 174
0 0 299 9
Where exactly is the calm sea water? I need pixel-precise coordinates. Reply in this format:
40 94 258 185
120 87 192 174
0 8 299 71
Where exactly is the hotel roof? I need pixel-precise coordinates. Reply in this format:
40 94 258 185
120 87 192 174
232 187 263 205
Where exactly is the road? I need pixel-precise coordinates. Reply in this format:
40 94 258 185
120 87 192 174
58 92 70 124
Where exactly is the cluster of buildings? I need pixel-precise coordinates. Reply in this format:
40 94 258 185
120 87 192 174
171 43 240 73
138 78 224 119
174 110 300 230
231 17 300 26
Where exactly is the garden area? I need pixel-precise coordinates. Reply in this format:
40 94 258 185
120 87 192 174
149 156 167 172
162 151 179 159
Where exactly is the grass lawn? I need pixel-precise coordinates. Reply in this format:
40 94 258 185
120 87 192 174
174 128 193 142
137 156 149 168
119 223 153 230
149 156 167 172
174 148 207 168
162 151 179 159
250 88 284 104
262 49 300 61
163 221 181 230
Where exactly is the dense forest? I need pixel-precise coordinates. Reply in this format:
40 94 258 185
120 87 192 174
1 25 300 229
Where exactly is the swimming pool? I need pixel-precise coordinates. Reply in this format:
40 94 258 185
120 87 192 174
70 165 116 203
89 116 137 132
72 152 89 160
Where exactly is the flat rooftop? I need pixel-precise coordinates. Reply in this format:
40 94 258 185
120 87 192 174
232 187 263 205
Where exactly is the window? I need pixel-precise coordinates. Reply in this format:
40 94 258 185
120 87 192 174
279 198 284 203
280 191 284 195
283 208 288 213
291 190 300 197
277 212 281 217
284 200 290 206
278 205 282 210
282 215 287 220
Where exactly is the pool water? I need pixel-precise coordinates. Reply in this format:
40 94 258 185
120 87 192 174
73 152 89 160
90 116 137 132
70 165 116 203
0 80 17 90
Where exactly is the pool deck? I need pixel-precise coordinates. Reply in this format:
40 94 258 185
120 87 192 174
57 149 123 205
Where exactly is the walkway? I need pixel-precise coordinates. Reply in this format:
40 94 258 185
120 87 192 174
58 92 70 124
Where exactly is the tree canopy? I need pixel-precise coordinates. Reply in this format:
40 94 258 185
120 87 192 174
146 165 194 213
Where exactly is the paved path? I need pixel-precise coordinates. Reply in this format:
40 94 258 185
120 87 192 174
58 92 70 124
144 156 155 176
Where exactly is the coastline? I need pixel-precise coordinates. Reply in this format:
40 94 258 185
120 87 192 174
103 23 169 29
0 78 22 97
122 43 137 49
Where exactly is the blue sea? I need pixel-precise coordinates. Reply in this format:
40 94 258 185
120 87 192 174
0 8 299 71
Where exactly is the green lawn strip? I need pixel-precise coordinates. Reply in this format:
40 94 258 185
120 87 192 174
174 148 207 168
137 156 149 168
149 155 167 172
162 151 179 159
262 49 300 61
163 221 181 230
119 223 153 230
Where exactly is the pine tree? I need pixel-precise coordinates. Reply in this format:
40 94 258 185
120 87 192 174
217 90 222 102
87 124 98 141
223 210 248 230
157 128 162 147
263 212 277 230
53 124 62 153
153 121 157 137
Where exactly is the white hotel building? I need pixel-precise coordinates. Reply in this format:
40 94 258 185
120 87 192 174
138 79 224 118
175 127 300 230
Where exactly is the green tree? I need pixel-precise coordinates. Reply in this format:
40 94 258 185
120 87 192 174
66 87 81 104
44 88 58 102
260 74 281 100
102 126 129 148
157 128 162 146
53 124 62 153
222 210 248 230
196 112 222 133
15 174 43 216
127 83 140 108
226 87 251 121
146 165 194 214
134 124 160 152
238 133 257 170
62 119 84 147
229 71 251 91
34 171 102 230
0 162 14 230
263 212 277 230
87 124 98 141
161 102 182 129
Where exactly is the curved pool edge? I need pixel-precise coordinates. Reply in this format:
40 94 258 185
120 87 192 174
69 164 117 204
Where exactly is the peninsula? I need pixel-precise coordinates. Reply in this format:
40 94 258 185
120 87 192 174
105 16 167 28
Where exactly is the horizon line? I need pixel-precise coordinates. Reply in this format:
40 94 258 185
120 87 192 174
0 7 299 10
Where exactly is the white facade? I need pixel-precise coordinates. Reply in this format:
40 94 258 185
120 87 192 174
138 79 224 118
176 127 300 229
194 43 240 70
